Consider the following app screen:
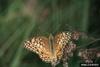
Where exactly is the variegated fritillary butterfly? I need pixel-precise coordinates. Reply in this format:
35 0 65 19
24 32 71 66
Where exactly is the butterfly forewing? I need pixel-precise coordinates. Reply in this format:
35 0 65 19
55 32 71 60
24 36 52 62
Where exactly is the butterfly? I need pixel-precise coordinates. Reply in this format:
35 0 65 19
24 32 72 66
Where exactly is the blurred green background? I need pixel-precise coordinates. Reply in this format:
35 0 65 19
0 0 100 67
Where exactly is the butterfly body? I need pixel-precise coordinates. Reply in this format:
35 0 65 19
24 32 71 66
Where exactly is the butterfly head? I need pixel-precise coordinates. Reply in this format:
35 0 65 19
49 34 54 40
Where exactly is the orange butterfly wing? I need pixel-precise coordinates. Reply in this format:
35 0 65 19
24 36 52 62
55 32 71 60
